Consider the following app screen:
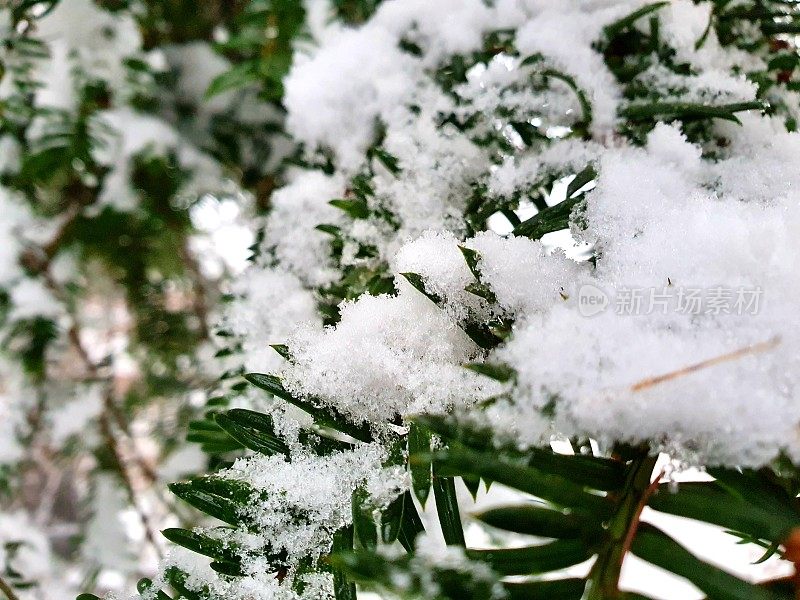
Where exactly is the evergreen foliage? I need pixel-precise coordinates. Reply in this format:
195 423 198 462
2 0 800 599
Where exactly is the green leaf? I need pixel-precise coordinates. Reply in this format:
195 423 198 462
414 415 625 491
136 579 172 600
462 475 481 500
647 482 798 543
512 195 581 240
169 481 243 526
328 551 391 587
408 422 432 506
603 2 669 40
401 273 503 349
566 165 597 199
331 550 499 599
458 245 481 279
197 439 245 454
620 101 765 124
370 489 425 552
209 560 244 577
381 492 405 544
462 323 505 350
206 62 258 98
543 70 593 129
631 524 785 600
428 444 610 514
352 489 378 550
510 120 547 146
526 447 626 492
433 476 465 546
187 420 244 453
464 281 497 303
332 526 357 600
270 344 292 361
464 362 515 382
161 528 239 564
370 148 401 174
163 566 209 600
329 198 370 219
476 504 601 540
316 223 342 237
215 409 290 457
503 578 586 600
768 53 799 72
400 272 443 304
397 491 425 552
467 540 593 575
244 373 373 442
708 466 800 520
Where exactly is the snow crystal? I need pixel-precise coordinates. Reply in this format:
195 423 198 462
284 25 418 170
514 3 628 135
225 445 391 561
0 188 33 286
226 267 320 373
8 278 62 321
159 546 334 599
392 230 481 323
35 0 141 109
263 169 345 287
281 287 495 424
94 108 225 212
468 231 587 317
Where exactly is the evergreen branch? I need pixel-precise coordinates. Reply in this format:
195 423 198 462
586 449 658 600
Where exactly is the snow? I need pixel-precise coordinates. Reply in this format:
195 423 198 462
282 287 495 424
284 25 418 171
237 0 800 470
35 0 141 109
3 0 799 596
224 444 399 561
0 188 33 286
263 169 346 287
226 268 321 373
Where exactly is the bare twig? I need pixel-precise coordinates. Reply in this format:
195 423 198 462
630 336 781 392
0 574 20 600
621 468 665 558
98 411 163 558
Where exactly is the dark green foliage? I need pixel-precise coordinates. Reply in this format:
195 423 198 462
215 409 290 456
476 504 601 539
209 0 305 102
432 476 465 546
169 476 255 526
631 524 789 600
244 372 373 441
503 578 586 600
92 2 800 600
4 317 58 381
407 422 432 506
467 540 594 576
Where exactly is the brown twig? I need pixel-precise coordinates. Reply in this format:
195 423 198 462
179 239 211 340
780 529 800 599
0 574 20 600
621 468 665 558
98 410 163 558
630 336 781 392
38 262 164 555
